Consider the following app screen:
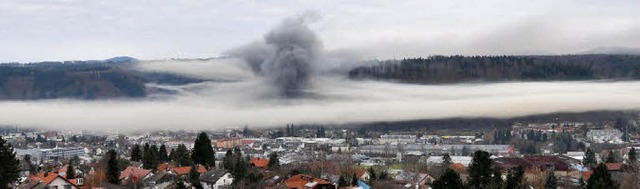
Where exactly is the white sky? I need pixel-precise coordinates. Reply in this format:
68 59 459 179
1 0 639 62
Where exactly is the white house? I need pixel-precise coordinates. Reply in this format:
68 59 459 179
35 174 80 189
199 169 233 189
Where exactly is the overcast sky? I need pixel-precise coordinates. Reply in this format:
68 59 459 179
1 0 639 62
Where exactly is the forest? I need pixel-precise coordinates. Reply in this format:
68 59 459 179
0 62 146 100
348 54 640 83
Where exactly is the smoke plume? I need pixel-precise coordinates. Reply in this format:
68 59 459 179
229 13 321 97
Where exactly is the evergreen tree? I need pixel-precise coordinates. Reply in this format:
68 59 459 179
338 175 348 187
169 148 176 162
142 145 159 170
23 154 36 174
192 132 215 168
544 171 557 189
189 164 202 189
490 168 504 189
143 143 150 155
172 144 192 166
150 144 159 160
106 149 120 184
506 166 525 189
0 136 20 187
351 173 358 186
158 144 169 163
629 147 637 162
587 163 618 189
268 152 280 169
468 151 493 189
70 155 81 166
130 144 142 161
367 167 377 183
583 148 597 168
432 168 464 189
443 153 452 167
223 149 233 171
66 160 75 179
606 151 617 163
379 170 389 180
230 147 247 185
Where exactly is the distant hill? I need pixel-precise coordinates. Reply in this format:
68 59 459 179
579 47 640 55
0 63 145 100
343 110 636 133
349 54 640 84
0 57 203 100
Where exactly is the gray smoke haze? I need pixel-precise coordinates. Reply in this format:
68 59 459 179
229 13 322 97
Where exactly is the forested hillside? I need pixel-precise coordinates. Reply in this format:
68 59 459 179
348 55 640 83
0 63 146 100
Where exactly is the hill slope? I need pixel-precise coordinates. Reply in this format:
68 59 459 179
349 54 640 84
0 63 146 100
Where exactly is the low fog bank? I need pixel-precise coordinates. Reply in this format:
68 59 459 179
1 78 640 130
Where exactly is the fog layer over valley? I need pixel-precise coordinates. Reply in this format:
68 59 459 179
2 70 640 130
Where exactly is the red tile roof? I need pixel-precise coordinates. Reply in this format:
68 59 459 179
354 168 367 178
451 163 466 173
41 174 60 185
583 171 592 180
171 165 207 175
250 158 270 168
30 172 77 187
606 163 622 171
284 174 331 189
119 166 152 181
157 163 170 171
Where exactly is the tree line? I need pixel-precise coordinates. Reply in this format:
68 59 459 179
431 150 618 189
349 55 640 84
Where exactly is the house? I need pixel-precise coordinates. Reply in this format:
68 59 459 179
16 179 44 189
28 173 81 189
58 165 83 179
119 166 152 185
354 169 370 181
199 169 233 189
493 157 532 172
144 171 175 189
394 171 433 186
250 158 270 169
284 174 334 189
215 138 243 148
523 155 578 171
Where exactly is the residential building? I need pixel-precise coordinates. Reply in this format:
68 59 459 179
199 169 233 189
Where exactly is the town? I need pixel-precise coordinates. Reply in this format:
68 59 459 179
1 114 638 189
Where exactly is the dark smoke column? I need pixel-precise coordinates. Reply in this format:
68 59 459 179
262 15 321 97
231 14 321 97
